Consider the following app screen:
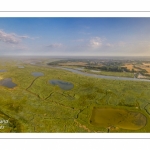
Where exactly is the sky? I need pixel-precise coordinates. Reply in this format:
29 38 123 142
0 18 150 56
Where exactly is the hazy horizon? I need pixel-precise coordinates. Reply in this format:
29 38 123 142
0 18 150 56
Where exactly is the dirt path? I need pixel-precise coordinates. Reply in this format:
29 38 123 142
74 119 91 132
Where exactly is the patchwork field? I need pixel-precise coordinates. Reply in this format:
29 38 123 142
122 64 134 71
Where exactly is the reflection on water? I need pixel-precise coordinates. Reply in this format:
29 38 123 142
31 72 44 77
0 78 17 88
61 67 150 82
18 66 25 68
50 79 74 90
0 70 7 72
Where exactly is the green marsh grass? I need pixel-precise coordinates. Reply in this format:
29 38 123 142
0 62 150 132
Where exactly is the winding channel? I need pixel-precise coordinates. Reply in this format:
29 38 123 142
57 67 150 82
30 63 150 82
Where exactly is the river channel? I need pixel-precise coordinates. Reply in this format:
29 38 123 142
58 67 150 82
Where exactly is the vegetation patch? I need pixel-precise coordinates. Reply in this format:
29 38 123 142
1 58 150 132
90 107 147 131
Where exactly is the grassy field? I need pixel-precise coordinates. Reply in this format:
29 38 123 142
0 60 150 132
84 69 135 78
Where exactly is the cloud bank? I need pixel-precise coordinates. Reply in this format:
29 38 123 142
0 30 32 44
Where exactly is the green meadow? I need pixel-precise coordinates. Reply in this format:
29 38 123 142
0 60 150 132
84 69 134 78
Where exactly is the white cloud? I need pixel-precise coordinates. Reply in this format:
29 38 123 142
0 30 33 44
89 37 102 48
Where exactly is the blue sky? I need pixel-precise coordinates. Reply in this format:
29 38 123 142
0 18 150 56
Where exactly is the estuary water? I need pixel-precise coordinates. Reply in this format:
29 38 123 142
31 72 44 77
50 79 74 90
59 67 150 82
0 70 7 72
0 78 17 88
18 66 25 68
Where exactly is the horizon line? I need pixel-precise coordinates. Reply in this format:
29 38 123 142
1 55 150 57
